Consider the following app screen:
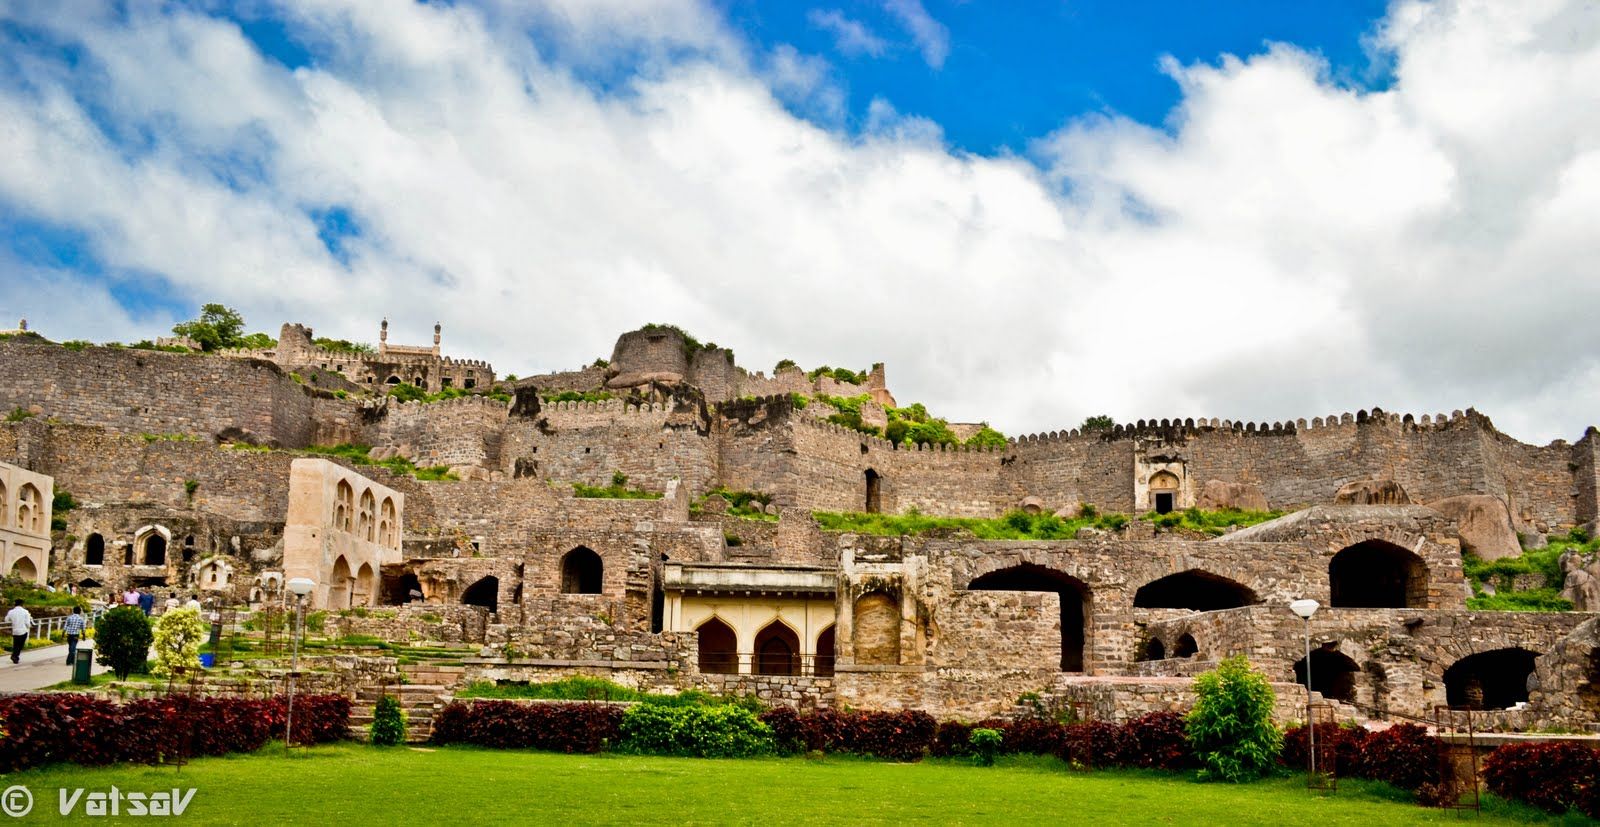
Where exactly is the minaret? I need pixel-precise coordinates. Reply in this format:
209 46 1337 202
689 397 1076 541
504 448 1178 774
433 322 441 356
379 318 389 356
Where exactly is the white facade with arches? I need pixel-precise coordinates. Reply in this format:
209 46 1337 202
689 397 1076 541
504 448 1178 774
0 460 52 585
283 458 405 610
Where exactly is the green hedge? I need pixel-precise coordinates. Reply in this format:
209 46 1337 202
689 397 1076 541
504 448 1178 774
618 704 774 758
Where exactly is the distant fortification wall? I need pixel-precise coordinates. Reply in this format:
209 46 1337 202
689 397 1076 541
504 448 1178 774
500 399 718 495
375 396 509 470
0 339 340 448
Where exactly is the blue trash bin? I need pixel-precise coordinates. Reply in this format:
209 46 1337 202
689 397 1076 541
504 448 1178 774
199 653 216 668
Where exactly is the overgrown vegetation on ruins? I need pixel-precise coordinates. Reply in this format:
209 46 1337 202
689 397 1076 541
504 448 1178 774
541 390 614 404
571 472 661 499
387 383 510 404
1142 507 1285 536
1462 528 1593 611
641 322 732 362
813 507 1129 539
695 487 776 520
301 443 457 481
813 393 1008 449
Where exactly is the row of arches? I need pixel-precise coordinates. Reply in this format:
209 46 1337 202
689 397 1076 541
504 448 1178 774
695 616 836 677
327 556 377 608
333 481 399 549
1292 645 1539 711
82 529 194 567
964 540 1433 673
379 546 601 611
0 480 44 534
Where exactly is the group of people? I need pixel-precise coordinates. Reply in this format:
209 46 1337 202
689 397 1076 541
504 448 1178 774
4 600 87 666
117 588 203 616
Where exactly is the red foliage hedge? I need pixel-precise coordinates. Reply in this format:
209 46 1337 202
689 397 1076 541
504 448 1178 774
1279 722 1441 791
430 701 624 753
0 692 349 772
1279 722 1366 778
1484 741 1600 816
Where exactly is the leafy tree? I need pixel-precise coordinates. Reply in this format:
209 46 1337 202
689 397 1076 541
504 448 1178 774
152 607 208 676
370 693 408 746
96 606 154 679
238 332 277 350
965 425 1008 448
773 358 798 372
171 304 246 352
387 383 427 402
313 337 374 354
1081 414 1116 432
1186 655 1281 782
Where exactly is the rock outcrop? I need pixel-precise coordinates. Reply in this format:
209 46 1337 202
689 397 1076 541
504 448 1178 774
1334 478 1412 506
1428 495 1520 561
1196 480 1269 512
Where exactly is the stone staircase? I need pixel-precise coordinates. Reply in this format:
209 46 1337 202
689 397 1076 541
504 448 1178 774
349 664 466 743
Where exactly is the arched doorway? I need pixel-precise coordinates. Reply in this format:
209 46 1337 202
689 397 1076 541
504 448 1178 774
1329 540 1428 608
1149 471 1179 514
1173 633 1198 658
10 557 38 583
328 557 353 608
462 576 499 613
561 547 603 594
354 564 375 606
1140 637 1166 661
386 572 423 605
754 621 800 676
852 591 900 665
969 564 1091 672
814 625 836 677
1445 648 1539 710
696 617 737 674
85 534 105 566
1134 570 1258 611
864 469 881 513
141 533 167 566
1292 646 1360 703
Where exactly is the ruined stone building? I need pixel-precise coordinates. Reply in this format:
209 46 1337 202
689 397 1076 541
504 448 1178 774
2 322 1599 728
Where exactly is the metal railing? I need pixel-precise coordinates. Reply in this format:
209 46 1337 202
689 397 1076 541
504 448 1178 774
27 606 109 642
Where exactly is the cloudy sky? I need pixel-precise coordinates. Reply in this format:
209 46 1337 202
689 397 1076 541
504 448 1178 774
1 1 1597 445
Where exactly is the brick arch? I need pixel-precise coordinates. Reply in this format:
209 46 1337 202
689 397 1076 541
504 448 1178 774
1329 540 1429 608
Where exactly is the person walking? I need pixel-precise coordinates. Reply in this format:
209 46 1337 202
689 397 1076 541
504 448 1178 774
138 589 154 616
63 606 86 665
123 588 139 607
6 599 32 664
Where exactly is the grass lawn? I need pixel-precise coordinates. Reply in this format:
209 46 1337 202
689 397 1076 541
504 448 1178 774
4 744 1586 825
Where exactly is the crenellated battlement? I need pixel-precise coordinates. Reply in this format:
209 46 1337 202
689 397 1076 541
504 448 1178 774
1008 407 1493 449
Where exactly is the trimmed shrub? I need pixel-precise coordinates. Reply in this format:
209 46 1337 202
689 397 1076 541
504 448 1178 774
1280 722 1367 777
931 720 974 757
1186 655 1281 782
969 728 1002 766
1060 721 1127 768
798 708 850 753
96 606 153 679
152 607 207 676
759 706 806 755
619 704 774 758
430 701 623 753
1484 740 1600 816
1355 723 1441 791
370 694 407 746
1122 711 1192 770
845 710 937 762
993 716 1069 756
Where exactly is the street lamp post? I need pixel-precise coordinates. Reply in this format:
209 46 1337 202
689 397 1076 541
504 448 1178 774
1289 599 1321 785
284 577 316 752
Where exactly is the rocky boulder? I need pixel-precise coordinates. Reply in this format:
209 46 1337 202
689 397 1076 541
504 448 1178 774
1561 550 1600 611
1427 495 1521 561
1196 480 1269 512
1334 479 1412 506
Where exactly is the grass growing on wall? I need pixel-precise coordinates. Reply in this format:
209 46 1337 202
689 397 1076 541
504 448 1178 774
813 508 1129 540
572 472 662 500
456 676 748 708
302 443 458 482
1141 507 1285 536
694 487 776 521
1462 529 1593 611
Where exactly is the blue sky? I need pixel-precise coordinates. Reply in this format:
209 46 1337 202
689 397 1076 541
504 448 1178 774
1 1 1598 443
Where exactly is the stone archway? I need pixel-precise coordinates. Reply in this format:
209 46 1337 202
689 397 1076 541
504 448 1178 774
754 621 800 676
85 534 105 566
969 564 1091 672
1330 540 1429 608
561 547 603 594
1134 570 1258 611
328 556 353 609
696 616 737 674
814 625 836 677
1445 648 1539 710
1293 646 1360 703
462 576 499 613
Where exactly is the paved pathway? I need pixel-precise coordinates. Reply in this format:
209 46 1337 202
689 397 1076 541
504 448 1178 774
0 643 111 693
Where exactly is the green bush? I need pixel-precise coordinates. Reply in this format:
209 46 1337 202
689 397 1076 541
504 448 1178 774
97 606 155 679
969 727 1002 767
618 703 774 758
1186 656 1281 782
371 694 408 746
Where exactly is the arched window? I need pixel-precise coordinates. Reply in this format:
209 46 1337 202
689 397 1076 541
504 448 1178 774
1140 637 1166 661
864 468 882 513
1329 540 1429 608
754 621 800 676
814 625 836 677
85 533 105 566
16 483 41 533
560 547 603 594
354 563 376 606
462 576 499 612
358 489 375 542
1149 471 1179 514
1134 570 1258 611
182 535 195 563
10 557 38 583
328 556 353 608
969 564 1092 672
141 532 167 566
1445 648 1539 710
1293 646 1360 704
335 480 354 533
852 592 900 665
696 617 738 674
1173 633 1198 658
380 498 398 548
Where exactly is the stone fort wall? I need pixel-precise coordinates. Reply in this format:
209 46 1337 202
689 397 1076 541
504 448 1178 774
374 396 509 470
498 399 718 494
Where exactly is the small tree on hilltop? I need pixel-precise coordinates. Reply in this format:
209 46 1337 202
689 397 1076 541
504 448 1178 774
152 607 208 676
1081 414 1115 432
97 606 154 679
171 303 246 352
1186 655 1281 782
